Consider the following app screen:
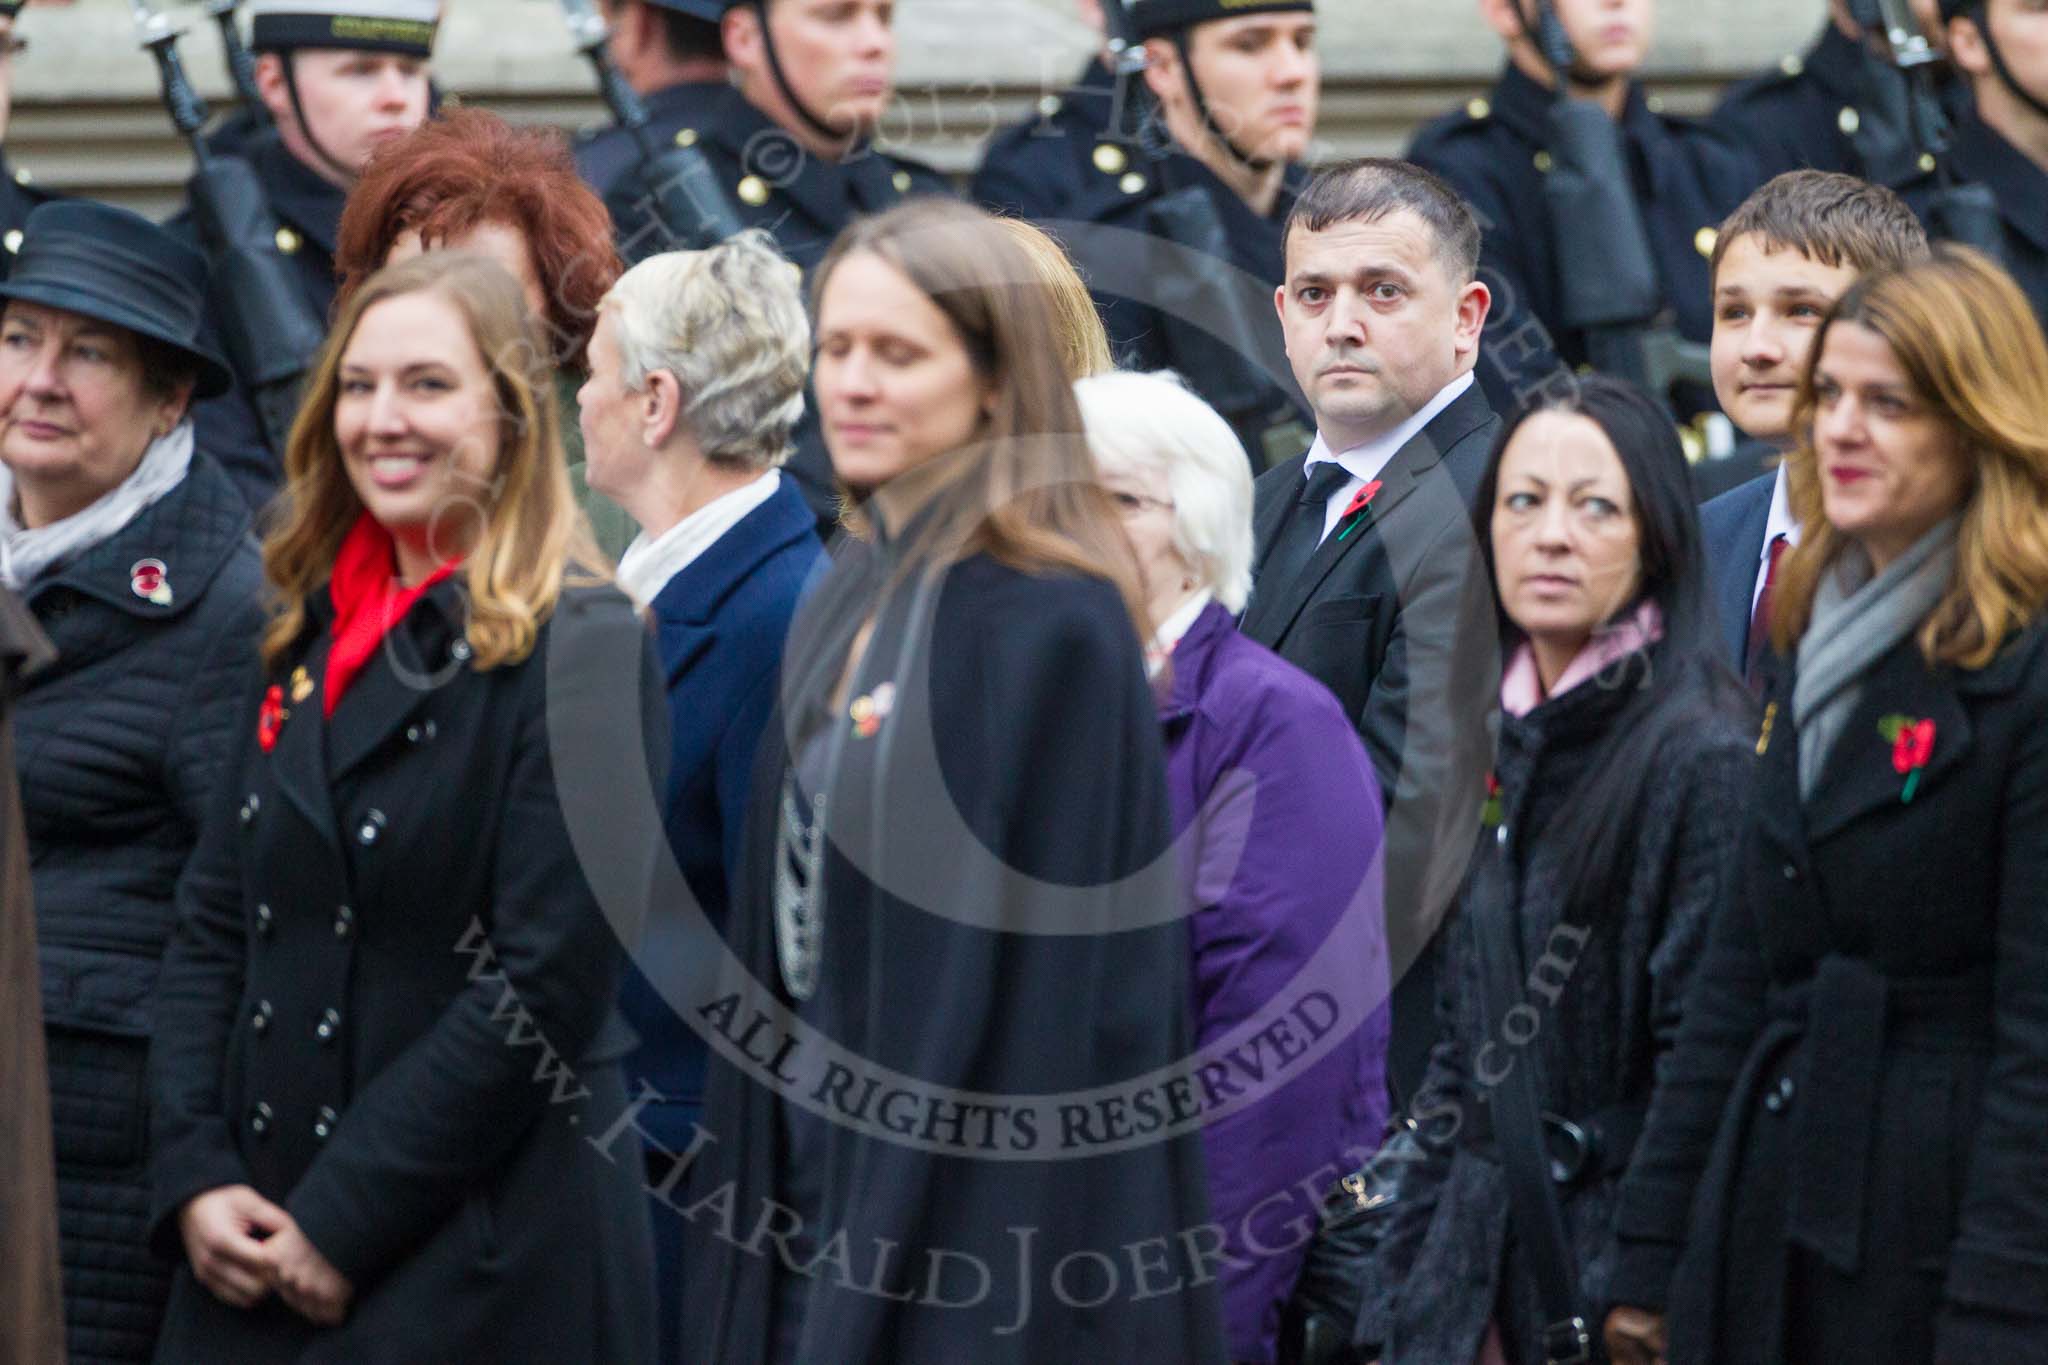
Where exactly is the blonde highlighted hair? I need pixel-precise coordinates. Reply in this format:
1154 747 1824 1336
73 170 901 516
1772 245 2048 668
994 218 1114 382
261 251 604 673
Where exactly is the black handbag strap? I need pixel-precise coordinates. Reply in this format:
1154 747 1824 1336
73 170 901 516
1473 880 1594 1365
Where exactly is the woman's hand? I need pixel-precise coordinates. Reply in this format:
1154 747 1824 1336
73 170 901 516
1604 1306 1668 1365
177 1185 290 1309
263 1222 355 1327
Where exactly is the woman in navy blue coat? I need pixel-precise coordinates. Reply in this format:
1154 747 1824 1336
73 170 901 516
684 200 1226 1365
577 230 824 1361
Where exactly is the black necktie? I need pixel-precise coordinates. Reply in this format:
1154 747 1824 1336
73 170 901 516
1249 462 1354 631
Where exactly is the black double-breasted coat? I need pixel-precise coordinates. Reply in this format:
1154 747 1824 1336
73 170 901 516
1611 621 2048 1364
147 578 663 1364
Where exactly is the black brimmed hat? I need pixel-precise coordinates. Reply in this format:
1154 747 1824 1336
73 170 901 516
247 0 440 58
0 202 233 400
1128 0 1314 41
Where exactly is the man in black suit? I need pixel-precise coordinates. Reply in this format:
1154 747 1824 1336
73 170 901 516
1241 158 1500 1103
1696 172 1928 682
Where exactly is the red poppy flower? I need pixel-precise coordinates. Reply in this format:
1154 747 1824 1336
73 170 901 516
1891 717 1936 775
1343 480 1384 521
1335 481 1385 543
258 685 286 754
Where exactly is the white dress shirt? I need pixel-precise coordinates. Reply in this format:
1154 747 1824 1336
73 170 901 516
1301 371 1475 543
614 469 781 608
1751 463 1801 618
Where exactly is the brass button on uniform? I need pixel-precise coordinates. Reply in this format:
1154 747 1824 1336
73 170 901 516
313 1106 339 1141
1919 152 1937 173
251 999 273 1035
357 809 387 846
275 226 302 255
891 169 912 194
12 166 29 185
1092 142 1128 176
737 175 770 208
256 902 274 937
250 1101 274 1138
673 127 698 148
333 904 355 940
1533 150 1554 173
1038 94 1063 118
449 640 473 664
1119 171 1148 196
1838 106 1861 136
1780 53 1805 78
316 1007 342 1044
1646 94 1666 115
1465 97 1491 120
3 230 20 256
1695 226 1719 259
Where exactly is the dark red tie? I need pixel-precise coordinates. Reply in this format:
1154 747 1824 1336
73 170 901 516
1746 533 1790 690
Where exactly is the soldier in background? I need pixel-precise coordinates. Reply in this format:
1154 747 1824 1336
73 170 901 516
0 3 56 282
1713 0 1954 186
1409 0 1754 418
972 0 1117 222
1073 0 1319 473
573 0 729 202
1937 0 2048 321
171 0 437 512
599 0 949 517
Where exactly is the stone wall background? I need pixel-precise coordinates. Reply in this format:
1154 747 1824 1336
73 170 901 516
8 0 1823 216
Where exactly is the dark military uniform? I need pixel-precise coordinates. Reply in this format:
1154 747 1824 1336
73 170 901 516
1075 149 1313 472
166 129 345 514
1408 65 1756 418
573 77 729 206
0 149 57 282
971 55 1119 222
598 81 951 516
1713 22 1946 187
1939 111 2048 324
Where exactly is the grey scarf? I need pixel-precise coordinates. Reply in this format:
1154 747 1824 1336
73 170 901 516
1793 516 1959 801
0 421 195 591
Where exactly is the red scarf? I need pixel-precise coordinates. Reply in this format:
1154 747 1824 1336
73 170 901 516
324 513 460 717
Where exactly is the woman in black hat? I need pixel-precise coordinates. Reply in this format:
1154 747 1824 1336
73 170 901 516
0 200 263 1365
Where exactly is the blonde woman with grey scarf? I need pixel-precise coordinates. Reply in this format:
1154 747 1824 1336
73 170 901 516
1606 246 2048 1365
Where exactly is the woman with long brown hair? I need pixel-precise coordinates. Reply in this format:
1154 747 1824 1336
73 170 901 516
682 199 1226 1365
148 252 659 1362
1607 245 2048 1365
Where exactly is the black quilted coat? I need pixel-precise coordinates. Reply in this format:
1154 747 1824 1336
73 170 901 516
20 452 262 1364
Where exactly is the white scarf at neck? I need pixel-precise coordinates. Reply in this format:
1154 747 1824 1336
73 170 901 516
0 421 196 591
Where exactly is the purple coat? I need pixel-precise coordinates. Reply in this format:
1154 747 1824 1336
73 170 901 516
1159 602 1393 1363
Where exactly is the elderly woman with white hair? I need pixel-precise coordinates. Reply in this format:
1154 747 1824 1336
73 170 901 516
577 229 824 1362
1077 370 1393 1365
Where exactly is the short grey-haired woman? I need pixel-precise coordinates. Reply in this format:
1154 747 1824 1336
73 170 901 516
576 228 825 1362
1078 369 1390 1365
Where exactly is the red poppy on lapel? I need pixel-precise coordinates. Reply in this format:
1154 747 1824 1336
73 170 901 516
1481 772 1502 828
1335 480 1384 544
1879 714 1937 802
258 685 287 754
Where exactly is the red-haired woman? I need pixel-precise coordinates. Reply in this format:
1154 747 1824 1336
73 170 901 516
335 108 633 555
